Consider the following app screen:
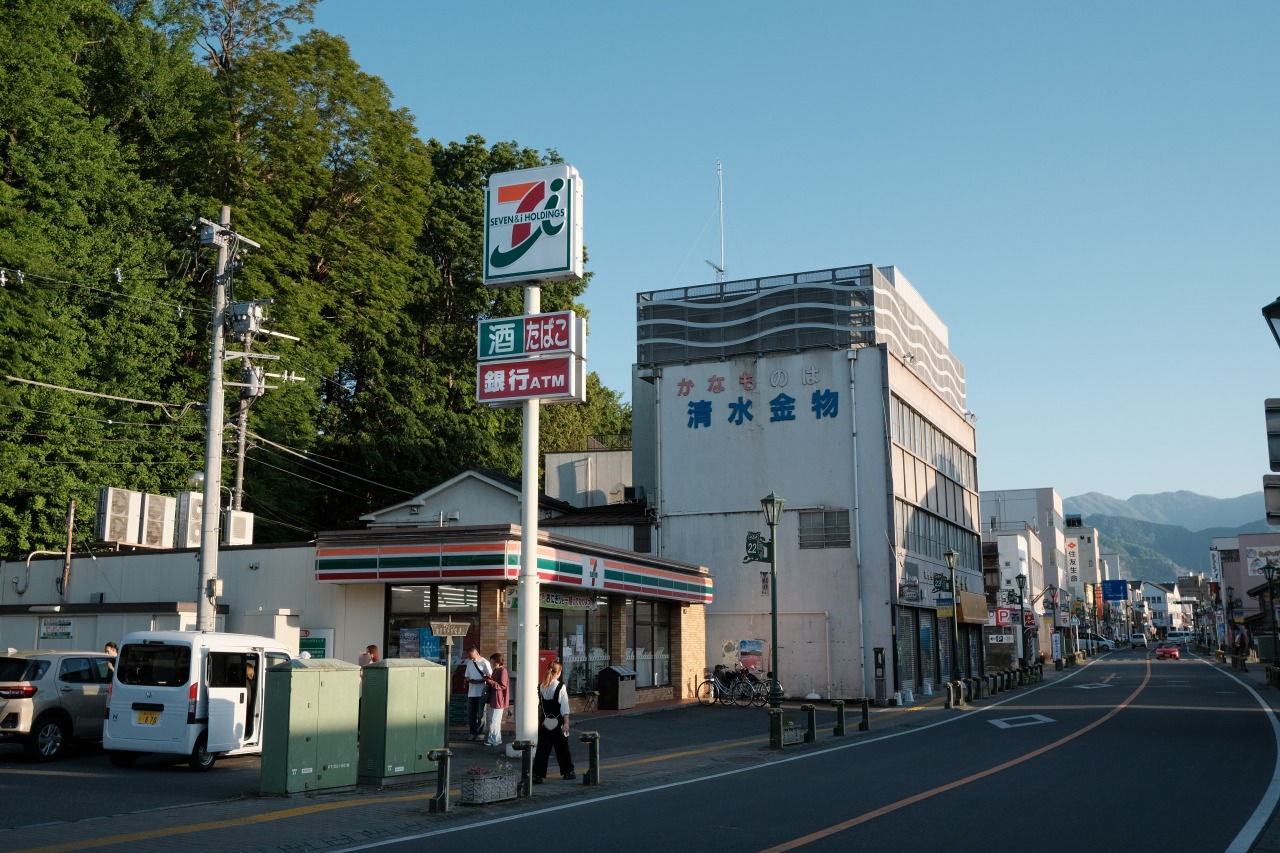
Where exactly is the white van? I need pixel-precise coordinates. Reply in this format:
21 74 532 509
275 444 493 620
104 631 291 771
1166 630 1193 645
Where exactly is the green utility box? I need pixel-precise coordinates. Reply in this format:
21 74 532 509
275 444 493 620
261 658 361 795
358 658 447 785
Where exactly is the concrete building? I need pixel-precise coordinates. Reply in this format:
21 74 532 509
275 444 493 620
980 488 1067 661
631 264 980 702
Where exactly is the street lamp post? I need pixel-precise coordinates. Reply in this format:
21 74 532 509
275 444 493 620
945 547 960 682
761 492 786 714
1227 585 1236 658
1016 573 1028 667
1047 584 1059 668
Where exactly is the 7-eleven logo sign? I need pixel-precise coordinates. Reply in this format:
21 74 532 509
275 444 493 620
484 164 583 287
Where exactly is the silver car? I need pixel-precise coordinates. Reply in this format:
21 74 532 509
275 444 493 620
0 651 115 760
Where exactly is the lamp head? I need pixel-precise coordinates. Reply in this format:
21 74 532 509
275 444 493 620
1262 296 1280 352
1016 573 1026 591
760 492 785 526
943 547 958 570
1265 563 1278 583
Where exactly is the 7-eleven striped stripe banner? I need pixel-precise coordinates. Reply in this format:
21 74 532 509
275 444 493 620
315 540 711 605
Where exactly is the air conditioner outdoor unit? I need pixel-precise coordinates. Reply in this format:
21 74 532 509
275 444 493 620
176 491 203 548
138 493 176 548
95 487 142 544
221 510 254 546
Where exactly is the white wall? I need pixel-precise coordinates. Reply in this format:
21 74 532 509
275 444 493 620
0 544 380 661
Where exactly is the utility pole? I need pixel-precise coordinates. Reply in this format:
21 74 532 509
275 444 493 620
195 207 261 631
59 500 75 601
225 299 299 512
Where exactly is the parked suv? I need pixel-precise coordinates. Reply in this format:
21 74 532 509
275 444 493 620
1079 632 1116 653
0 651 115 761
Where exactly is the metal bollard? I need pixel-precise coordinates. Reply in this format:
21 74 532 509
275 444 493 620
858 697 871 732
768 708 783 750
427 748 451 814
578 732 601 786
511 739 534 797
801 703 818 743
832 699 846 737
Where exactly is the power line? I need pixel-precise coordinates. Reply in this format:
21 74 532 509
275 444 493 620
0 401 204 430
248 453 375 500
0 265 213 320
4 375 201 421
248 432 414 495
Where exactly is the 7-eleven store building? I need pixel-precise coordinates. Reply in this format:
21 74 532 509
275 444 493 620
314 522 711 711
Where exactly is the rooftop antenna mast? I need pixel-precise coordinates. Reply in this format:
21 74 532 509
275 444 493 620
706 159 725 282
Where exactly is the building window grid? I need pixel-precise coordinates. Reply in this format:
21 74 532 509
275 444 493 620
890 398 978 491
894 499 979 573
798 510 851 549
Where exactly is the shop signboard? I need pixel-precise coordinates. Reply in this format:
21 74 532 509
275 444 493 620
483 164 583 287
476 354 584 406
477 311 582 361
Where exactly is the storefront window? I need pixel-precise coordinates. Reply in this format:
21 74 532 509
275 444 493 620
540 596 610 695
625 599 670 688
387 584 479 672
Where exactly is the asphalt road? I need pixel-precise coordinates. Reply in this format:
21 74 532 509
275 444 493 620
4 647 1278 853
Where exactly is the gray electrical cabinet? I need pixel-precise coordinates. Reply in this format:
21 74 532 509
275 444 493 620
261 658 361 795
358 658 447 785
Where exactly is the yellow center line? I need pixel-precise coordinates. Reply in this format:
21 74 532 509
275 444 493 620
759 661 1154 852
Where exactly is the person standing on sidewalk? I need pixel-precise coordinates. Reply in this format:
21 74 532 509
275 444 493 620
532 661 575 783
483 652 509 746
464 646 493 742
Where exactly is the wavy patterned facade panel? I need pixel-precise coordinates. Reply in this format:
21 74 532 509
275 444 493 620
636 264 966 411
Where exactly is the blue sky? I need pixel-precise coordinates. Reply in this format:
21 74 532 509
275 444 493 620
310 1 1279 501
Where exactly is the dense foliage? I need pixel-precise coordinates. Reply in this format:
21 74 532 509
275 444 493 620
0 0 629 553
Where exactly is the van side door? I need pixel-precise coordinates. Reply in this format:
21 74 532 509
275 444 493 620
206 651 254 752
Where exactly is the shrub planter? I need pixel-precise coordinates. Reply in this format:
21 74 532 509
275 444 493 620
460 773 518 804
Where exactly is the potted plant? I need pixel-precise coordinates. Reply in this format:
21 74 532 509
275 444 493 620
459 759 519 804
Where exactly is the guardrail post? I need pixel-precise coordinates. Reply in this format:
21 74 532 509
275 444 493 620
801 703 818 743
512 739 534 797
832 699 846 737
578 732 601 786
427 748 451 814
768 708 783 750
859 697 871 731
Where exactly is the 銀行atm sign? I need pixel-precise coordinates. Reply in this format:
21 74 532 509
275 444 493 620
476 355 584 406
478 311 583 361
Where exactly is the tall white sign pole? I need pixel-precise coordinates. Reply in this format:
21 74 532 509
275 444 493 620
517 284 542 744
482 164 582 747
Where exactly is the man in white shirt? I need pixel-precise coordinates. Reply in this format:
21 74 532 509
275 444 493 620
464 646 493 742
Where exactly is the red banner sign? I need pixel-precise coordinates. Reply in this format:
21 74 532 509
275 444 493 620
477 355 576 404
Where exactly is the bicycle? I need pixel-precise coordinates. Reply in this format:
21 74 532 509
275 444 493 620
742 669 783 707
696 665 752 706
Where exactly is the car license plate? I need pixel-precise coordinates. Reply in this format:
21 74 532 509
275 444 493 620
136 710 159 725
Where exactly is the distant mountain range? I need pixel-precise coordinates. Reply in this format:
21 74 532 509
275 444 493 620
1062 491 1272 583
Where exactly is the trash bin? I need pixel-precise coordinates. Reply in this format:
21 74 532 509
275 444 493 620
596 665 637 710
